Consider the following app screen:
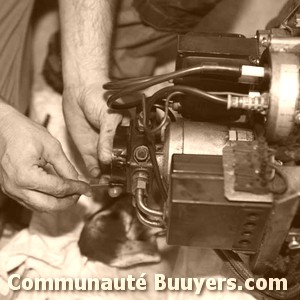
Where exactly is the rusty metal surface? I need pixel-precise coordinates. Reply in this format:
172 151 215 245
223 146 273 203
250 166 300 274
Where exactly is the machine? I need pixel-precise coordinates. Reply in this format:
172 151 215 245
103 1 300 298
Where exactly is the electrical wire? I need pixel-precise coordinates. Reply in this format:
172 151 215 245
215 250 300 300
143 92 182 135
105 64 241 109
153 104 176 122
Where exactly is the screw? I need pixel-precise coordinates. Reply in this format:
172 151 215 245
134 146 149 162
289 236 300 250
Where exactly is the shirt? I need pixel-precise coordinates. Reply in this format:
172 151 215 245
0 0 34 113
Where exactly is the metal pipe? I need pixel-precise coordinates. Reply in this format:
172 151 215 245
136 209 164 228
135 188 164 218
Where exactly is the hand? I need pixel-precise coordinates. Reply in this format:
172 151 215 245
63 82 122 177
0 103 91 212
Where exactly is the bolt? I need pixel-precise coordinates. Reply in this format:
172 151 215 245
249 56 260 65
294 111 300 124
289 236 300 250
295 14 300 27
134 146 149 162
108 186 123 198
261 37 270 47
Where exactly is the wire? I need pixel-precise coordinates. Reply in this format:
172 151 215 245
216 249 300 300
210 91 249 97
268 164 288 195
105 64 241 109
104 74 166 91
146 135 168 202
143 92 181 135
153 104 176 122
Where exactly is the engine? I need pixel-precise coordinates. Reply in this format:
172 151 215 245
102 1 300 293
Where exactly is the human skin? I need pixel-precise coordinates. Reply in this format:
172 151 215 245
0 100 91 212
59 0 122 178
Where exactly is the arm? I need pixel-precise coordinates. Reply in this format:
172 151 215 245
58 0 122 177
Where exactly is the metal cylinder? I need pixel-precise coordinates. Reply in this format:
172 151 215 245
265 44 300 142
162 120 230 183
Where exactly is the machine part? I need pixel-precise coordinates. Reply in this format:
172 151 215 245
296 13 300 27
288 237 300 250
162 120 230 183
134 146 149 162
233 140 273 194
110 125 129 185
108 186 124 198
250 166 300 274
279 0 300 29
132 169 164 228
166 154 272 252
286 228 300 250
294 110 300 124
175 33 259 122
241 65 265 77
228 128 254 142
223 145 273 203
217 249 300 300
227 93 269 113
265 48 300 142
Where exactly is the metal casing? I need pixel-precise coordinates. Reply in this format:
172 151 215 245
166 154 272 253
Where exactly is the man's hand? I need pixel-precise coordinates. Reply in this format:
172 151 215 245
58 0 119 177
63 83 122 177
0 102 91 212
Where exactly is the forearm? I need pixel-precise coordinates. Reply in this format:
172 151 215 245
58 0 118 87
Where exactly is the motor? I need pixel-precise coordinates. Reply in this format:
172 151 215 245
103 1 300 298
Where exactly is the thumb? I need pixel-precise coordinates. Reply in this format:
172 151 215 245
98 112 122 164
82 153 101 178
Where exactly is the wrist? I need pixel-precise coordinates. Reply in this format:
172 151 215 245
62 82 107 108
62 56 110 88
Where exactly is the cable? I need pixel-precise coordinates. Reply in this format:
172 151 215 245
143 92 181 135
153 104 176 122
216 250 300 300
105 64 241 109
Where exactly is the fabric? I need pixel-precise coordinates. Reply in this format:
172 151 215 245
0 88 173 300
111 0 177 79
0 0 34 113
133 0 222 33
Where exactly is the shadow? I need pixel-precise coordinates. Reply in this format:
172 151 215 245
31 0 58 26
192 0 249 33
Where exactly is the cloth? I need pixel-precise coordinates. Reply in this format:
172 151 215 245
0 0 33 113
0 88 171 300
133 0 222 33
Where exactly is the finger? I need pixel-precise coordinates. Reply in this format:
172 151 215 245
98 112 122 164
20 166 90 198
82 153 101 178
11 189 80 212
2 188 43 212
44 140 79 180
24 190 80 212
63 115 101 177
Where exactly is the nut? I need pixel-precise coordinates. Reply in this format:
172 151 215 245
134 146 149 162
